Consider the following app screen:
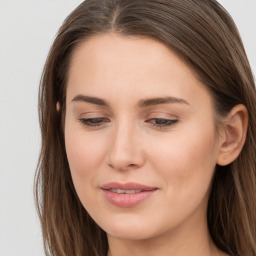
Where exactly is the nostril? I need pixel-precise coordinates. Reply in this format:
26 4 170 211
108 162 139 171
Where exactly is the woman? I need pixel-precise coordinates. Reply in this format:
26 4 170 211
35 0 256 255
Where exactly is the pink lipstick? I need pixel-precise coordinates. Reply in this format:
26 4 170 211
101 182 158 208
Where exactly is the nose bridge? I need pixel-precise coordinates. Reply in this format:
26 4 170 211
107 117 144 170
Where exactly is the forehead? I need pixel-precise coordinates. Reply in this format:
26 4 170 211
68 33 192 80
66 33 212 109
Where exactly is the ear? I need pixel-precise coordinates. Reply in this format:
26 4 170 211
217 104 248 166
56 102 61 112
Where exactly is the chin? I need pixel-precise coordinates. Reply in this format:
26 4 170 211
106 227 153 241
96 214 162 241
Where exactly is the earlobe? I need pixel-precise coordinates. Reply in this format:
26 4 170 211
217 104 248 166
56 102 61 112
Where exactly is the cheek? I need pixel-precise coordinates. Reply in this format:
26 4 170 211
148 124 218 200
64 121 106 192
65 136 97 177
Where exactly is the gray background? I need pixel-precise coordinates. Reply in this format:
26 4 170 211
0 1 255 255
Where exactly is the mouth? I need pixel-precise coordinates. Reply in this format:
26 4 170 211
101 182 157 191
101 182 158 208
108 189 143 194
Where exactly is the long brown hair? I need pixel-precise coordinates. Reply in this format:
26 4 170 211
35 0 256 255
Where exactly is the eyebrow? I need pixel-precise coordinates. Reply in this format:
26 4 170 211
71 94 189 107
138 97 189 107
72 95 109 106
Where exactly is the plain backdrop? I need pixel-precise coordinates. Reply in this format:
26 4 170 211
0 1 255 255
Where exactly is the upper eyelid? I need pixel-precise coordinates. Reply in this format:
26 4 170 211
76 107 180 119
78 114 178 120
78 112 111 119
145 112 179 119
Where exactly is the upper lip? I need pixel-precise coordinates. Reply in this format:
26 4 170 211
101 182 157 191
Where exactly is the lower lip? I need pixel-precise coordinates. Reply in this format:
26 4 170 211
102 189 157 208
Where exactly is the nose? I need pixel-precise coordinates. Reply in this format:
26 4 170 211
107 121 145 171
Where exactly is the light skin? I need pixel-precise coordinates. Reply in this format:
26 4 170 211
63 33 248 256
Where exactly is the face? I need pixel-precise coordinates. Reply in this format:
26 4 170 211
64 33 222 241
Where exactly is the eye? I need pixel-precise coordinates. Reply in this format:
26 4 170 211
146 118 178 128
78 117 110 127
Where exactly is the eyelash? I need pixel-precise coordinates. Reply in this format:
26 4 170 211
146 118 178 128
78 118 178 128
78 117 110 127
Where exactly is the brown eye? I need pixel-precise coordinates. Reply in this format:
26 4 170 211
146 118 178 128
79 117 110 127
